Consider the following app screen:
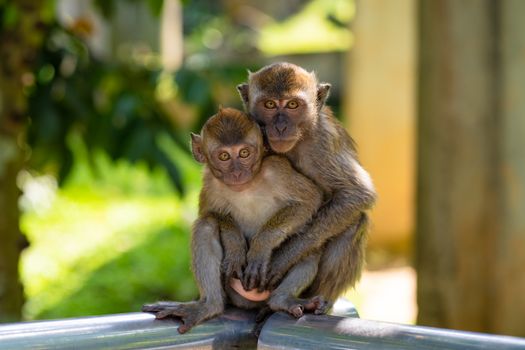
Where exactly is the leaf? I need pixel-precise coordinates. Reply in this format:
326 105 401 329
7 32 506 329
2 3 20 29
153 146 184 195
146 0 164 17
92 0 116 19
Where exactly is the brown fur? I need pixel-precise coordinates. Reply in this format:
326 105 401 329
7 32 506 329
203 107 258 146
248 62 317 98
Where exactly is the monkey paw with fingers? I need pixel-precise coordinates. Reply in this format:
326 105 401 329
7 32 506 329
222 254 245 280
142 301 222 334
263 263 288 291
242 254 270 291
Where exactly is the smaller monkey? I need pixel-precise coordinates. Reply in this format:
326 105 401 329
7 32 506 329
143 107 325 333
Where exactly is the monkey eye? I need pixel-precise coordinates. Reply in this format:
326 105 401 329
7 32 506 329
239 148 250 158
218 152 231 161
286 100 299 109
264 100 276 109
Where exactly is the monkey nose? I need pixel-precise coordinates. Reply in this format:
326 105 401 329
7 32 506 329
232 170 242 180
275 123 287 134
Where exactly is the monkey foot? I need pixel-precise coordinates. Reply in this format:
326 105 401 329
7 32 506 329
302 295 331 315
268 295 329 318
142 301 222 334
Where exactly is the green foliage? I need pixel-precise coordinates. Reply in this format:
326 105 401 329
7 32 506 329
20 138 201 320
32 224 197 319
258 0 354 55
26 19 255 194
27 23 186 193
93 0 165 19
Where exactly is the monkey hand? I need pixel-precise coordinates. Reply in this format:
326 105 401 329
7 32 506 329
242 251 271 292
222 253 246 280
142 301 222 334
264 255 291 290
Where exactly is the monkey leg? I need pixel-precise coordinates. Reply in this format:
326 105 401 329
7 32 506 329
267 251 328 318
305 212 369 303
142 216 225 333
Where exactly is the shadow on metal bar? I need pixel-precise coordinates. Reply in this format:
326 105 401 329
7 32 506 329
0 302 524 350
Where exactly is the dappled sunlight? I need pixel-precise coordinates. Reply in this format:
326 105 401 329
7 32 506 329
258 0 354 55
20 191 185 319
19 138 202 320
344 266 417 325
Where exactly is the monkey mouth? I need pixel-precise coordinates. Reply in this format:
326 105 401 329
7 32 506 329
268 137 297 153
224 177 253 191
226 181 252 192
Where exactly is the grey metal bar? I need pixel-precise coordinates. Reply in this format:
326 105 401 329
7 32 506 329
0 308 257 350
258 313 525 350
1 304 524 350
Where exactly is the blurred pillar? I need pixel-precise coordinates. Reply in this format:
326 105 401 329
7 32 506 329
161 0 183 72
495 1 525 336
417 0 525 337
0 1 48 322
344 0 416 252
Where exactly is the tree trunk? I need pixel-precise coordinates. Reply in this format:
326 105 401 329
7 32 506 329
0 142 24 322
0 1 47 322
417 0 525 336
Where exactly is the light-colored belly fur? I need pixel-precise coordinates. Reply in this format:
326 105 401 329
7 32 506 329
227 188 281 239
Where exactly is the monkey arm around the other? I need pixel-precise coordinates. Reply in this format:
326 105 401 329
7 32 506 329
142 107 326 334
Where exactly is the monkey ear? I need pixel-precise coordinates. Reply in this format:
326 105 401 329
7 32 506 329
317 83 331 107
190 133 206 164
237 83 249 107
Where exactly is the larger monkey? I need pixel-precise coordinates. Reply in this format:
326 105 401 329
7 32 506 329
237 62 376 303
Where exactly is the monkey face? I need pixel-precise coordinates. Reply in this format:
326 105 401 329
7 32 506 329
191 107 265 191
208 143 262 191
252 96 312 153
238 62 328 154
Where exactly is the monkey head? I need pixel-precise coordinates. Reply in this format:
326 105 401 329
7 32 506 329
237 62 331 154
191 107 264 191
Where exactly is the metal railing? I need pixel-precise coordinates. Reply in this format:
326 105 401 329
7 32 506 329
1 304 524 350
